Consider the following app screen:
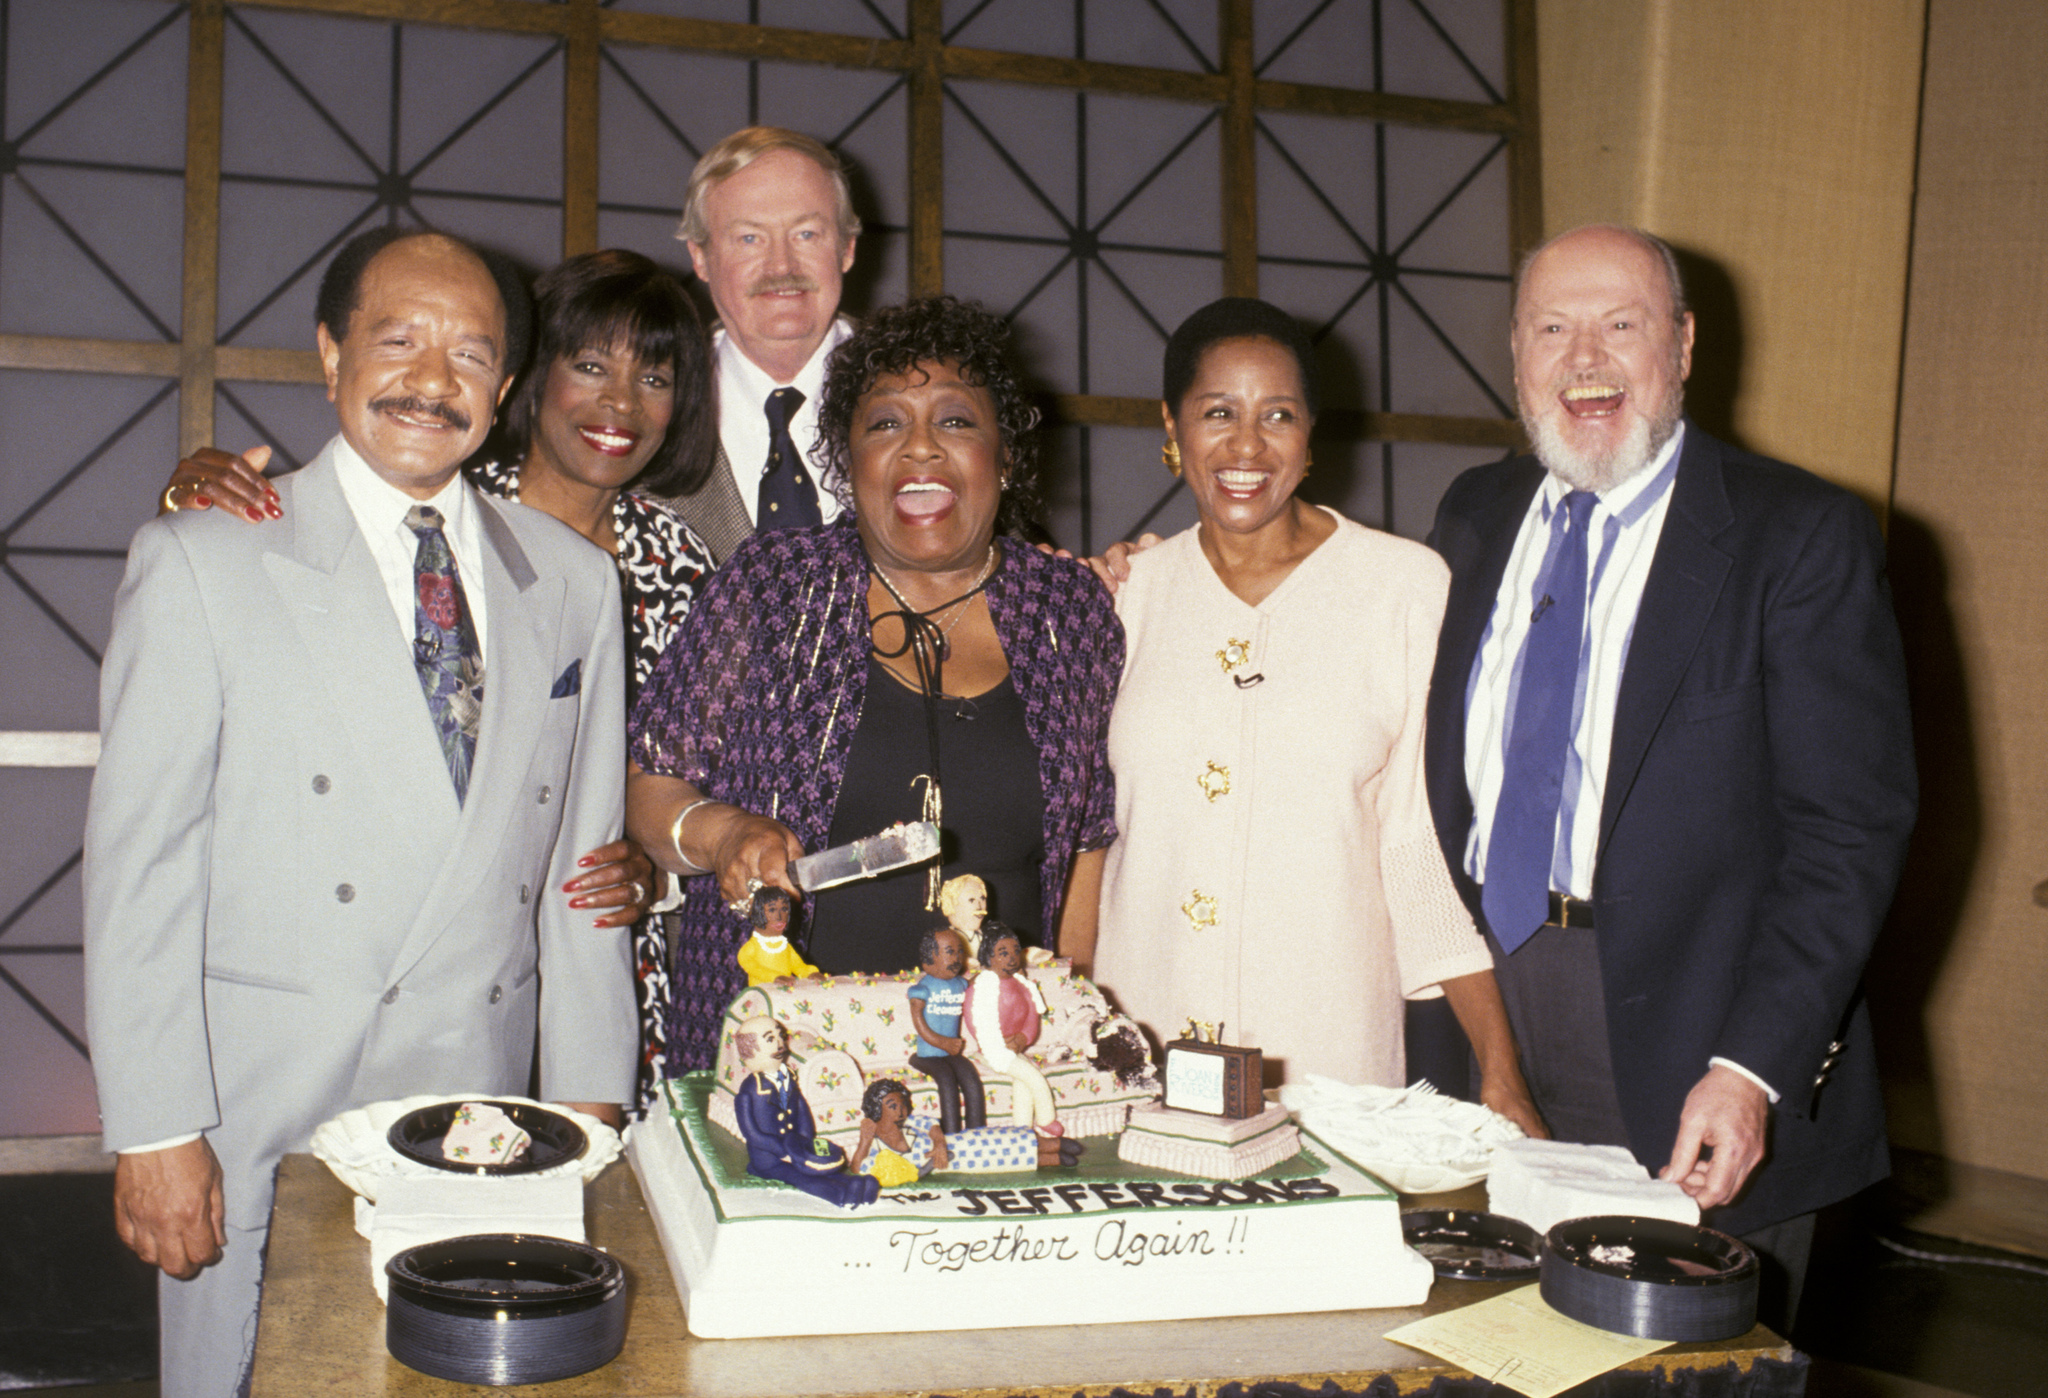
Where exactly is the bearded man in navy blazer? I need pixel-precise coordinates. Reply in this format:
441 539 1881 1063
1423 224 1915 1328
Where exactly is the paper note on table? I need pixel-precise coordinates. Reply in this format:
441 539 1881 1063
1385 1284 1670 1398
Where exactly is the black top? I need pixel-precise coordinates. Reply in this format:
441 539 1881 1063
807 659 1047 974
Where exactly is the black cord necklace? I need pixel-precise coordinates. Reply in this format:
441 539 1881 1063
867 544 1000 906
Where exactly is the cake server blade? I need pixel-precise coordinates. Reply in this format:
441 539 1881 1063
790 820 942 893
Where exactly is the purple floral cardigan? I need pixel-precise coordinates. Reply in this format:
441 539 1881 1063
630 520 1124 1074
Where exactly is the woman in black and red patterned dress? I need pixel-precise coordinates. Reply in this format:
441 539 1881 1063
476 249 718 1112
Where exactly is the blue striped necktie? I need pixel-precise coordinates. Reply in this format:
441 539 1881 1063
1482 489 1596 953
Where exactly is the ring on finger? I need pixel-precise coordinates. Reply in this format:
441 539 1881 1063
627 880 647 905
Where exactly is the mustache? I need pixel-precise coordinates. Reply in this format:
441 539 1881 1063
369 395 473 433
747 274 819 297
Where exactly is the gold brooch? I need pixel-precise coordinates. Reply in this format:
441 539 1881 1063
1216 638 1252 673
1197 761 1231 803
1181 890 1220 931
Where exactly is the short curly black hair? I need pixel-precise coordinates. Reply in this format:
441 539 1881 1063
861 1078 911 1122
813 295 1043 537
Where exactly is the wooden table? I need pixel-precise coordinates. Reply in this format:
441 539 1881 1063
251 1154 1797 1397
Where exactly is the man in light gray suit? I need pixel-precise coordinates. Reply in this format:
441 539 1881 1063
85 228 636 1396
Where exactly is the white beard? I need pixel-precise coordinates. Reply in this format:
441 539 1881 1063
1522 384 1684 494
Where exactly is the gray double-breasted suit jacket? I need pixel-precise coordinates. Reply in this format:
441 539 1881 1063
84 437 637 1236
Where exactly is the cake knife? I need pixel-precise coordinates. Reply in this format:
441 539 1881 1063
789 820 942 893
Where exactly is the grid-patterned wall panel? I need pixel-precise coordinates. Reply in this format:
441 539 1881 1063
0 0 1533 1138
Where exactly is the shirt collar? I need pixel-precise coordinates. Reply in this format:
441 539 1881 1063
330 433 474 538
714 315 852 401
1539 420 1685 525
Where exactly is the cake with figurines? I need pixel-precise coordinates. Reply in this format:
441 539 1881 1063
626 877 1434 1339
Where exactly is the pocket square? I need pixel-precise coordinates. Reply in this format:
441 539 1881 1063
550 659 581 698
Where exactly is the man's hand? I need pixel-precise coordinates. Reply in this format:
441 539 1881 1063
1659 1064 1770 1209
159 446 280 521
113 1136 226 1279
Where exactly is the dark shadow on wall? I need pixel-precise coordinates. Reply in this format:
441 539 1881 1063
1865 509 1979 1166
1668 244 1752 452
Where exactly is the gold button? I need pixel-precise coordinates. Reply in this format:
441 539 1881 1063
1197 761 1231 802
1216 638 1252 673
1181 890 1219 931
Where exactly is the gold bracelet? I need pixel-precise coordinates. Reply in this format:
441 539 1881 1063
669 798 717 874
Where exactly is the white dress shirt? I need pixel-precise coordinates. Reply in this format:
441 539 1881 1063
1457 423 1778 1102
714 317 851 526
1462 424 1683 902
331 435 489 660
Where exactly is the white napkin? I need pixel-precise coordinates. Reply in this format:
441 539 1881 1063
355 1173 587 1303
1485 1137 1699 1237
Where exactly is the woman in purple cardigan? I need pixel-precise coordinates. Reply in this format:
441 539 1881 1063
627 298 1122 1074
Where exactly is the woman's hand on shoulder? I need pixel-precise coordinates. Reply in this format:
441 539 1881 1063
1034 533 1162 594
160 445 279 521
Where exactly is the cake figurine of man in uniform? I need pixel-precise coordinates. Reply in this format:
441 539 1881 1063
966 924 1062 1136
731 1015 879 1208
736 887 818 988
904 926 986 1133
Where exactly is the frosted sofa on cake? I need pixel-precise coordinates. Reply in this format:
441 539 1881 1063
701 959 1155 1148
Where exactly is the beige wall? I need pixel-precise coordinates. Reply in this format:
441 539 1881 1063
1535 0 1925 509
1881 0 2048 1180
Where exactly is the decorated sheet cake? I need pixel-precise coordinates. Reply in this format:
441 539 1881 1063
629 1074 1432 1338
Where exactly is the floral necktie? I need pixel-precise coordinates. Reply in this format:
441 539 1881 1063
405 504 484 804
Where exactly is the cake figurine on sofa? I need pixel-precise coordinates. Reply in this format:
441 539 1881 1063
965 923 1063 1136
904 925 985 1132
735 885 818 987
701 937 1155 1149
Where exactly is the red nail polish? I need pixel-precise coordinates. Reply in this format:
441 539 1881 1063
193 496 211 508
569 898 589 909
246 508 263 521
578 855 596 866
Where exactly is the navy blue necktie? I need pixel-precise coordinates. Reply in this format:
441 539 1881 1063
1482 490 1596 953
757 386 822 529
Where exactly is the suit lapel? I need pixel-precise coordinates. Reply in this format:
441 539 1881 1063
385 492 565 984
667 444 753 564
1597 425 1735 854
264 446 460 835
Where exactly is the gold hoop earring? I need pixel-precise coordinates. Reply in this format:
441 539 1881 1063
1162 439 1181 477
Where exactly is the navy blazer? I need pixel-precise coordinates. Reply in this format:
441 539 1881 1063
1425 424 1916 1233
